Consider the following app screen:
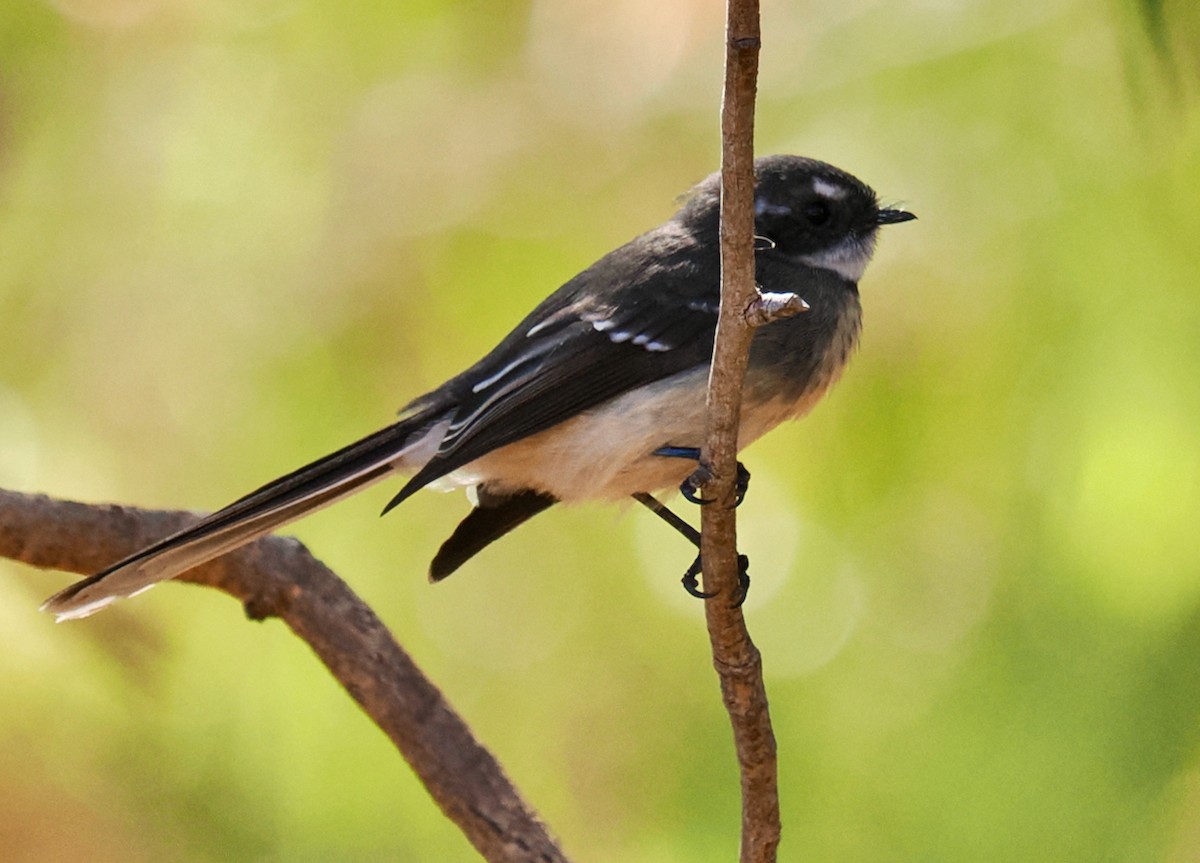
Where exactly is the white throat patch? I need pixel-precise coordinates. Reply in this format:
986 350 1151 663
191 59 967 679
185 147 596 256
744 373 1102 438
798 232 876 282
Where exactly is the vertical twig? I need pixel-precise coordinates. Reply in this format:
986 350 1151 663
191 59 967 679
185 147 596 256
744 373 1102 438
699 0 781 860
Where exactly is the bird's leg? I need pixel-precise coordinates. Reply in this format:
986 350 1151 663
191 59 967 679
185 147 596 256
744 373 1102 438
632 492 751 605
632 491 700 547
652 446 751 506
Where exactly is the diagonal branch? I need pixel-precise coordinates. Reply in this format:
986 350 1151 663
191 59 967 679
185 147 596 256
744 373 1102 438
0 488 568 863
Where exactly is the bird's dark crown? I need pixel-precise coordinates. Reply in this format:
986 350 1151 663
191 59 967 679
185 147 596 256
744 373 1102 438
676 155 912 282
750 156 884 259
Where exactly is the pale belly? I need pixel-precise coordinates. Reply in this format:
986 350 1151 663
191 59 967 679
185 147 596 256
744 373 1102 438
451 365 835 502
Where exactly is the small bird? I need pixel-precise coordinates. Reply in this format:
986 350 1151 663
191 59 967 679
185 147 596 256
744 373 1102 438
43 155 915 620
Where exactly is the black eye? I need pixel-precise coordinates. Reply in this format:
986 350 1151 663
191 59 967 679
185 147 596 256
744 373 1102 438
803 200 831 226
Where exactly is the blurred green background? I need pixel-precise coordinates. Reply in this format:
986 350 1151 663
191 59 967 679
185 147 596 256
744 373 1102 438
2 0 1199 860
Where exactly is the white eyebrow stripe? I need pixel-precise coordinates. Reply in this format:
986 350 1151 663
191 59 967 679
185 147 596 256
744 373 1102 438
812 177 847 200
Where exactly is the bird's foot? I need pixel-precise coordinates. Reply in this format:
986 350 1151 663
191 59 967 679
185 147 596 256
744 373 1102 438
653 446 751 507
681 553 751 607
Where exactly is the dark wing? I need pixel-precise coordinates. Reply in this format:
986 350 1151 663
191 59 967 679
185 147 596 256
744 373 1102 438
382 225 721 511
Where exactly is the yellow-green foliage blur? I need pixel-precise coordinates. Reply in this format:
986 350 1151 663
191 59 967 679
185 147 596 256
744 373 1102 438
2 0 1199 860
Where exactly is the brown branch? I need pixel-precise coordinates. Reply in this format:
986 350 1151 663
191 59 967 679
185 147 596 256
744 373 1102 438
0 488 568 863
696 0 782 860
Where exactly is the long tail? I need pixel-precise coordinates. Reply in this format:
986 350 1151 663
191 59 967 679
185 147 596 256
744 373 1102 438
42 416 438 621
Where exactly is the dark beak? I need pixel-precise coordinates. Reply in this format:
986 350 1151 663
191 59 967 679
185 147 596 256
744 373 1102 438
876 208 917 225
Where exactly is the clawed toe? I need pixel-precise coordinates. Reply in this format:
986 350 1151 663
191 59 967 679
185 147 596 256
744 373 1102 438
679 553 751 605
682 554 717 599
